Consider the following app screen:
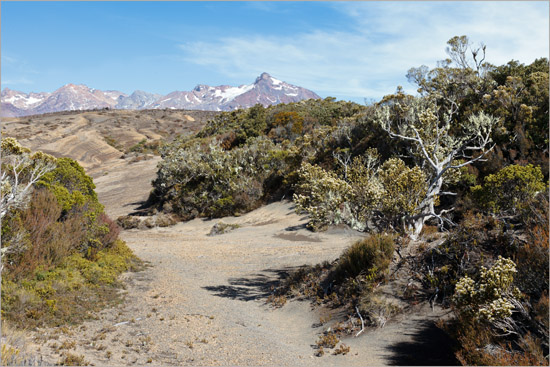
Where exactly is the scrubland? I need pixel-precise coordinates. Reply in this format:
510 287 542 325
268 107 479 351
1 36 548 365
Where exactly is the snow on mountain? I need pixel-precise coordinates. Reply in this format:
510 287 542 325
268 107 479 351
0 73 320 117
152 72 321 111
29 84 124 115
115 90 162 109
1 88 50 110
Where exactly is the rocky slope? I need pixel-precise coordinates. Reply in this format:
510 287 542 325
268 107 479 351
1 73 320 117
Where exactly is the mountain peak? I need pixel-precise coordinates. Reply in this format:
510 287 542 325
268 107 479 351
255 72 273 83
1 74 321 117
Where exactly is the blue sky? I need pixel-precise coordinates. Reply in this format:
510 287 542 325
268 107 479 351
2 1 548 103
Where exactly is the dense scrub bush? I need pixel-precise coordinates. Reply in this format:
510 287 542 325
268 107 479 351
448 256 549 366
293 163 351 231
1 138 139 329
471 164 545 215
453 256 520 323
378 158 428 229
421 191 549 365
293 155 430 233
152 136 302 219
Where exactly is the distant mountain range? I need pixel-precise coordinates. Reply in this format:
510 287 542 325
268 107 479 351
1 73 321 117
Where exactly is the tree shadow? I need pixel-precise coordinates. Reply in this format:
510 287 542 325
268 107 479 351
202 267 298 302
285 223 308 232
385 320 459 366
123 200 153 216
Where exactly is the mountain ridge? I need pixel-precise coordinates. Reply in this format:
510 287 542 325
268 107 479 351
1 73 321 117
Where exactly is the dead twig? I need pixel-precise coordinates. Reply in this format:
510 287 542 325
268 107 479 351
355 306 365 337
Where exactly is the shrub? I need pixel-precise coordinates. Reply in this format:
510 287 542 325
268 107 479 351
293 155 430 233
1 143 134 330
208 222 240 236
153 137 300 219
453 256 520 323
1 321 42 366
1 240 140 328
116 215 141 229
333 235 395 282
378 158 428 228
57 352 88 366
471 164 545 215
293 163 351 231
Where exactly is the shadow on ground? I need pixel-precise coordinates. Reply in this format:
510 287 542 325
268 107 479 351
385 320 459 366
203 267 299 302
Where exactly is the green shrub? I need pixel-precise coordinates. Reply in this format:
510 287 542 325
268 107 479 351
378 158 428 221
1 240 140 328
1 143 135 330
333 235 395 282
293 163 351 231
471 164 545 214
153 137 300 219
453 256 520 322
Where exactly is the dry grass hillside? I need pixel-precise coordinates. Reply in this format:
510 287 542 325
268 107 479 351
1 109 218 177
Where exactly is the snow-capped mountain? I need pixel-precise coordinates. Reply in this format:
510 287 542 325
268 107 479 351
1 73 320 117
1 88 50 116
115 90 162 110
152 73 320 111
29 84 126 116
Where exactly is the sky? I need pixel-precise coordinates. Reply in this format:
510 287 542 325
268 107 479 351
1 1 548 104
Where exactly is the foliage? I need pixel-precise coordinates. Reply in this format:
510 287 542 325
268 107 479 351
1 239 140 328
36 157 100 214
453 256 520 323
378 158 427 228
332 235 395 283
293 163 351 231
1 140 138 330
1 137 56 222
152 136 301 219
293 156 429 233
273 235 395 323
471 164 545 215
376 89 498 237
449 255 549 366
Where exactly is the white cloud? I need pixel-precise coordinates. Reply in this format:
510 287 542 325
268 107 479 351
179 2 548 100
2 77 34 86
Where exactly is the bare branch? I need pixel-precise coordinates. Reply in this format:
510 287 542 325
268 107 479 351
355 306 365 337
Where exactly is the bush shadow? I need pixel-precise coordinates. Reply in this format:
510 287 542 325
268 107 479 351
202 267 299 302
385 319 459 366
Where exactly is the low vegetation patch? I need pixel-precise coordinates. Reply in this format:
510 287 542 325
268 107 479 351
207 222 240 236
116 212 178 230
1 138 142 335
271 234 398 336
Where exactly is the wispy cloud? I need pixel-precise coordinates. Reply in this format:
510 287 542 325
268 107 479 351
1 54 19 65
179 2 548 100
2 77 34 86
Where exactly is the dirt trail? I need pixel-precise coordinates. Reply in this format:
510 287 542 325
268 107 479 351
29 159 457 366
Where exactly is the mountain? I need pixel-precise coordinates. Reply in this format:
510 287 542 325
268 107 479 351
1 88 50 111
115 90 162 109
1 73 320 117
29 84 126 116
152 72 320 111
